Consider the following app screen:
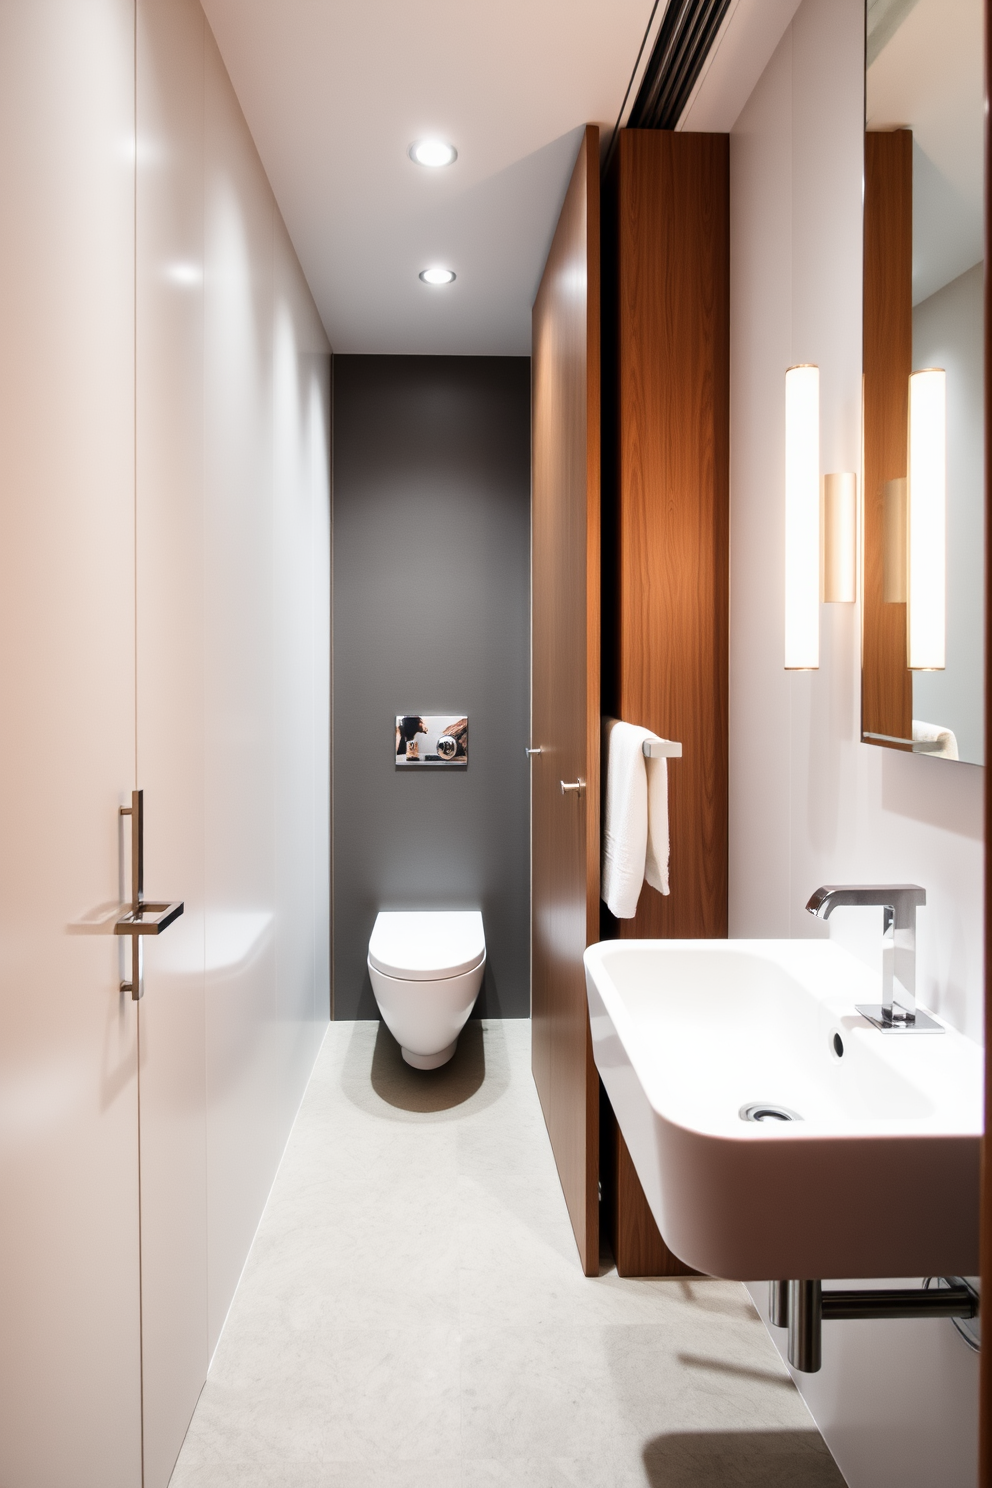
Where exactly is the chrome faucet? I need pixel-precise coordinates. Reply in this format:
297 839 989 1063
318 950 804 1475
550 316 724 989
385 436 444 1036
805 884 941 1034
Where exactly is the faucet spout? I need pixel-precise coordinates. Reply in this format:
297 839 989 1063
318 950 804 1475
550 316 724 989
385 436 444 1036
804 884 939 1034
805 884 925 927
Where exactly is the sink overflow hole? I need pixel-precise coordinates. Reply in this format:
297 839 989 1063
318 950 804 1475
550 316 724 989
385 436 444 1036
832 1032 845 1058
739 1102 802 1123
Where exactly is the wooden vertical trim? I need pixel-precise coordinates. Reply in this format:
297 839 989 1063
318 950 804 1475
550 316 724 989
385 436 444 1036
598 129 728 1274
862 130 913 744
614 130 730 940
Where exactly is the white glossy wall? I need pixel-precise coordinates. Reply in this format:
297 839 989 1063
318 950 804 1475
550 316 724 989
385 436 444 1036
199 11 331 1356
729 0 982 1482
138 3 331 1478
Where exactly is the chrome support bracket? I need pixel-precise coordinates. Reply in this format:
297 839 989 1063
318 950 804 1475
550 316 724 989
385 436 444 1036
770 1277 979 1372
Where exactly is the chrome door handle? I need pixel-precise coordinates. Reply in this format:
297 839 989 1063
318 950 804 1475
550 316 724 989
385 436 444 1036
560 779 585 795
114 790 184 1000
525 747 543 759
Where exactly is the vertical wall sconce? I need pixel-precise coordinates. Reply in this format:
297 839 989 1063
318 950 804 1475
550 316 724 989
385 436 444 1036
821 472 857 603
906 367 946 670
784 365 820 669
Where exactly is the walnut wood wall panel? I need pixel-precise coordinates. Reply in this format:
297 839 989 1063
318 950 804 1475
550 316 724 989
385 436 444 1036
608 130 729 941
531 125 601 1277
862 130 913 745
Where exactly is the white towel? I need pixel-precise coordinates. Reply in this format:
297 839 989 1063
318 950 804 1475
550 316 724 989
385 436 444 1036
601 719 671 918
912 719 959 760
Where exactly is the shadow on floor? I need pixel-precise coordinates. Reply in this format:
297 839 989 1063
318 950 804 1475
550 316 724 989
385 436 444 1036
675 1351 797 1388
642 1430 846 1487
358 1017 504 1112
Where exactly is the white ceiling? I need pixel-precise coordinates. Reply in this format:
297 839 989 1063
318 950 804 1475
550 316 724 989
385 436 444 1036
867 0 984 303
200 0 660 355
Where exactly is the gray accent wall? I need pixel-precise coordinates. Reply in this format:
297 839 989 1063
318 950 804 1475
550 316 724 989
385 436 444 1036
332 356 531 1019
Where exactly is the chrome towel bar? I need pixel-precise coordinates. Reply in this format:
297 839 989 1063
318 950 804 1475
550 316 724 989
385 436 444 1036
642 738 682 758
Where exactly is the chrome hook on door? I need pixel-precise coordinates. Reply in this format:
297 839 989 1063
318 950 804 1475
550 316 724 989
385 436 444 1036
560 779 585 795
114 789 184 1000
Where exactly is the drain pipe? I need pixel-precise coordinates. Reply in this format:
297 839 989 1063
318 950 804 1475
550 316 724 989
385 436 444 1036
768 1278 979 1372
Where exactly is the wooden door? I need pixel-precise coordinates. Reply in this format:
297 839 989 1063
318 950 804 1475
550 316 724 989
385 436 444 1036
531 125 601 1277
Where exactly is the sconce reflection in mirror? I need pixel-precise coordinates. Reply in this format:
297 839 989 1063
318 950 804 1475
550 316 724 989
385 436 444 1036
882 371 947 671
907 368 946 671
862 0 983 765
784 364 857 671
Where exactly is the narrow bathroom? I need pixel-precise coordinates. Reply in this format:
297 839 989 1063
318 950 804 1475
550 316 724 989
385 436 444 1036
0 0 985 1486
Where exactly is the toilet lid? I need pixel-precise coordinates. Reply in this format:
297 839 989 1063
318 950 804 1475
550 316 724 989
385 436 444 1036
368 910 485 982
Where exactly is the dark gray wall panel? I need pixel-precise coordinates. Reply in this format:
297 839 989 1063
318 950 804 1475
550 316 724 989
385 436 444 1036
332 356 531 1019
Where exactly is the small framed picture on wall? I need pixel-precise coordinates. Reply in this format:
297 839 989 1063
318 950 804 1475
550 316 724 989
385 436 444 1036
395 714 468 767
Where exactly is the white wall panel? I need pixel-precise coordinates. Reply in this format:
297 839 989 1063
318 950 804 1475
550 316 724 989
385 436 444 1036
272 213 332 1064
311 364 333 1026
203 17 279 1352
729 0 982 1482
0 4 142 1485
202 19 331 1357
135 2 210 1483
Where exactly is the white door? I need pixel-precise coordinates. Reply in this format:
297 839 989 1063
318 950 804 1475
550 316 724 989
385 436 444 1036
135 2 210 1483
0 7 209 1484
0 4 144 1486
0 7 330 1485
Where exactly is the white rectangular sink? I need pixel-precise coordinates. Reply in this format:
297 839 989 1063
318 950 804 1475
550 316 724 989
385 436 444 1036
585 938 982 1280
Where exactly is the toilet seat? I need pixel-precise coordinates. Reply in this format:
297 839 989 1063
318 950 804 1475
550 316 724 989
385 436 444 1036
368 910 485 982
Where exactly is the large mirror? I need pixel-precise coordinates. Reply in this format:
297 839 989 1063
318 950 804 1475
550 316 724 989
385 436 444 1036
862 0 985 764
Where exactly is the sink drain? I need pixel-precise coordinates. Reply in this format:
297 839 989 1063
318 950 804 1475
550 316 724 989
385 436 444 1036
739 1102 802 1123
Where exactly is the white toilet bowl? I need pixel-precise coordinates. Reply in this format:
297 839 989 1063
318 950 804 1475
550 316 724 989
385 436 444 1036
368 910 486 1069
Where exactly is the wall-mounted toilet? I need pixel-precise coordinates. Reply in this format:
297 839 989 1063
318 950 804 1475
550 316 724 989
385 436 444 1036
368 910 486 1069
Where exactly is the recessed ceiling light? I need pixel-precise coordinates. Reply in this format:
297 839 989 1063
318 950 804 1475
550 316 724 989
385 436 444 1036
419 267 456 285
409 139 457 168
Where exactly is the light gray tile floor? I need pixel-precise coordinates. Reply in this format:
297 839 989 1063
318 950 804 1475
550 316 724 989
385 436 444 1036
170 1019 845 1488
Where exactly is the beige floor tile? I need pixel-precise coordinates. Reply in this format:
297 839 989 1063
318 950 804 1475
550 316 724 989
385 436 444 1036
171 1465 464 1488
181 1323 461 1464
169 1020 843 1487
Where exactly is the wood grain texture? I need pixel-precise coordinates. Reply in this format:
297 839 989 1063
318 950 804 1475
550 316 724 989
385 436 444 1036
531 125 601 1277
862 130 913 745
597 130 728 1272
611 130 729 939
980 1 990 1476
